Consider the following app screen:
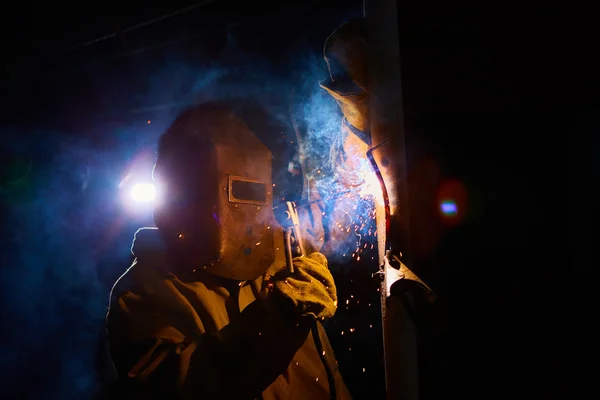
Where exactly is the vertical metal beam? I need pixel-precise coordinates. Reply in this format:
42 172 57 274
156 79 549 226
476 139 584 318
364 1 419 399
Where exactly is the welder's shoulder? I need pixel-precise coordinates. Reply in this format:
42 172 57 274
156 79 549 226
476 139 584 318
109 227 170 302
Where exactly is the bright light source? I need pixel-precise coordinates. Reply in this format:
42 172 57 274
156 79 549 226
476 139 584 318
130 183 155 202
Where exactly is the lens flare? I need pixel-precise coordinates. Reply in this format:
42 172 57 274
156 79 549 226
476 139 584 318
130 183 155 202
436 178 467 225
440 200 457 215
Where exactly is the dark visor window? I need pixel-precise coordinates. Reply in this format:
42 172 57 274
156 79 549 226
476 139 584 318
229 178 267 205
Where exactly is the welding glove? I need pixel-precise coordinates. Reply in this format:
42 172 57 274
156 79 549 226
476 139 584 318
267 253 337 321
319 19 369 135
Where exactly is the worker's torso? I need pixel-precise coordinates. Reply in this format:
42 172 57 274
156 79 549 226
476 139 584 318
182 273 345 400
113 258 351 400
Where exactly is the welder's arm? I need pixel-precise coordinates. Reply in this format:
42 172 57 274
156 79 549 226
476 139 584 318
107 293 310 400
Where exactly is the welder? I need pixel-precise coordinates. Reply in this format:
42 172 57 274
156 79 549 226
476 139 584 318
105 102 352 399
301 19 373 254
320 19 370 196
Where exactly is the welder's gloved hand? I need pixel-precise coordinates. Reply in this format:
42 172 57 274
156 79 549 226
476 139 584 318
319 19 369 134
271 253 337 321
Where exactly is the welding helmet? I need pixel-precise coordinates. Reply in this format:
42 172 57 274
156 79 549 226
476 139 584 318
152 103 277 281
319 19 369 133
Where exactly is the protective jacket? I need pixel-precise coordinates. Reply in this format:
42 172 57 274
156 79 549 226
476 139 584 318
106 228 352 399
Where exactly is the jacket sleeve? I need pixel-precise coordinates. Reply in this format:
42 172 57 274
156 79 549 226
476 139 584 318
107 290 311 399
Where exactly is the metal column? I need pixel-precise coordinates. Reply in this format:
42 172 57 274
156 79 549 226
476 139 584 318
364 1 420 399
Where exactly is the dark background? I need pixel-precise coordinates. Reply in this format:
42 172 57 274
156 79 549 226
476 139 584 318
0 0 567 399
